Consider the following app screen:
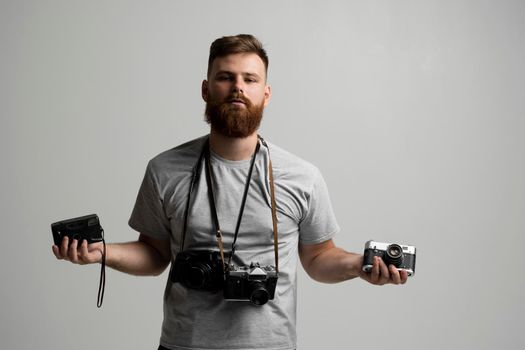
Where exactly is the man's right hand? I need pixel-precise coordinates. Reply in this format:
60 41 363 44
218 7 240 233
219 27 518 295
52 233 170 276
52 236 104 265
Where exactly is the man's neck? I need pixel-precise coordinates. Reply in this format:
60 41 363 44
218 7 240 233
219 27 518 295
209 130 259 161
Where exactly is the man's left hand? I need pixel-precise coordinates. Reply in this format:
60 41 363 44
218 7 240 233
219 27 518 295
359 256 408 285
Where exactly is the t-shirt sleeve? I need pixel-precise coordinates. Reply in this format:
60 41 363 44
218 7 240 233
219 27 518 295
128 162 171 240
298 169 340 244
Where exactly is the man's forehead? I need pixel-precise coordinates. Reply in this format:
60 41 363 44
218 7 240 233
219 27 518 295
210 53 266 77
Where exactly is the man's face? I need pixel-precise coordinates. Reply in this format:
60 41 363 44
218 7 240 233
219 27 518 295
202 53 271 138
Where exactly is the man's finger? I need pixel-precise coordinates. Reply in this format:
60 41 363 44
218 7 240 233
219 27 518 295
81 239 99 264
371 257 380 284
68 239 79 263
400 269 409 284
52 245 62 259
378 258 390 284
79 239 89 262
389 265 401 284
60 236 70 258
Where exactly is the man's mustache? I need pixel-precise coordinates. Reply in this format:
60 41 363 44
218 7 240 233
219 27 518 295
226 94 251 105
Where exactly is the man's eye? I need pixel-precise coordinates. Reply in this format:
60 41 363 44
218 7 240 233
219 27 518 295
217 75 232 81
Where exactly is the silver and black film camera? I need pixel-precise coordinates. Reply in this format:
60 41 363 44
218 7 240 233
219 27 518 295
362 240 416 276
224 263 278 306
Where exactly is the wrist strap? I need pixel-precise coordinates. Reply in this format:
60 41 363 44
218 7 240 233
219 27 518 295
97 231 106 308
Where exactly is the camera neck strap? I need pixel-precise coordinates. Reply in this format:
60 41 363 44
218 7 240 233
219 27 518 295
260 136 280 273
180 146 206 252
180 135 280 273
204 139 260 270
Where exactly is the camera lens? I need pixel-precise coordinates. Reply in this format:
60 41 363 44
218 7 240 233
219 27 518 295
249 282 270 306
184 264 212 289
385 244 403 266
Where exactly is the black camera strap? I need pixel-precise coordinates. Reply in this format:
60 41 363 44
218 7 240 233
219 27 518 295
205 140 260 270
97 232 106 308
203 139 232 269
179 135 279 273
180 146 206 252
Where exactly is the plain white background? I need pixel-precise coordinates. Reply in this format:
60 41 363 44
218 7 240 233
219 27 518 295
1 1 524 349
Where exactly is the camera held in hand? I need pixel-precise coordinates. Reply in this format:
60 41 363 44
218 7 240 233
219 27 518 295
50 214 107 308
51 214 104 246
171 250 225 291
224 263 278 306
362 240 416 276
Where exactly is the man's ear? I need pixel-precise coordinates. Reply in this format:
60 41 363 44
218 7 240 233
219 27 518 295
201 80 209 102
263 85 272 107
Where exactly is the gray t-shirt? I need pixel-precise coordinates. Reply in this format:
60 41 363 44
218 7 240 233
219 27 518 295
129 135 339 350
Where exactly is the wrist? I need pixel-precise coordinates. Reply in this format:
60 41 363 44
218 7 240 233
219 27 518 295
102 243 112 265
344 253 364 280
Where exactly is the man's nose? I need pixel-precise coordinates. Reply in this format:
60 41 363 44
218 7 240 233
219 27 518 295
232 76 244 94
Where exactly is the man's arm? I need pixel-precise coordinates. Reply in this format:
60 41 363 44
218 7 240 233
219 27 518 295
52 233 171 276
299 239 407 285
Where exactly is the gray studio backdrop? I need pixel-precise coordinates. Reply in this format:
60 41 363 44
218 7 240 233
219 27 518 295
1 1 524 349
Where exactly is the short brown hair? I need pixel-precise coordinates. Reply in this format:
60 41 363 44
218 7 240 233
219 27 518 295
207 34 269 78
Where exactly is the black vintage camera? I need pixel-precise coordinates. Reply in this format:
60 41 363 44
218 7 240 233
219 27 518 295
362 240 416 276
223 263 278 306
51 214 104 246
51 214 106 308
171 251 225 291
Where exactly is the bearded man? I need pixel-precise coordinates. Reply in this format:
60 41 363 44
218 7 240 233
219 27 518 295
52 34 408 350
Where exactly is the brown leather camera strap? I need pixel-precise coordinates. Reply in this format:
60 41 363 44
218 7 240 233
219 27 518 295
269 160 279 273
260 137 280 273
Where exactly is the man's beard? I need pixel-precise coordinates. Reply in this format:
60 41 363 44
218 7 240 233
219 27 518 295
204 94 264 138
